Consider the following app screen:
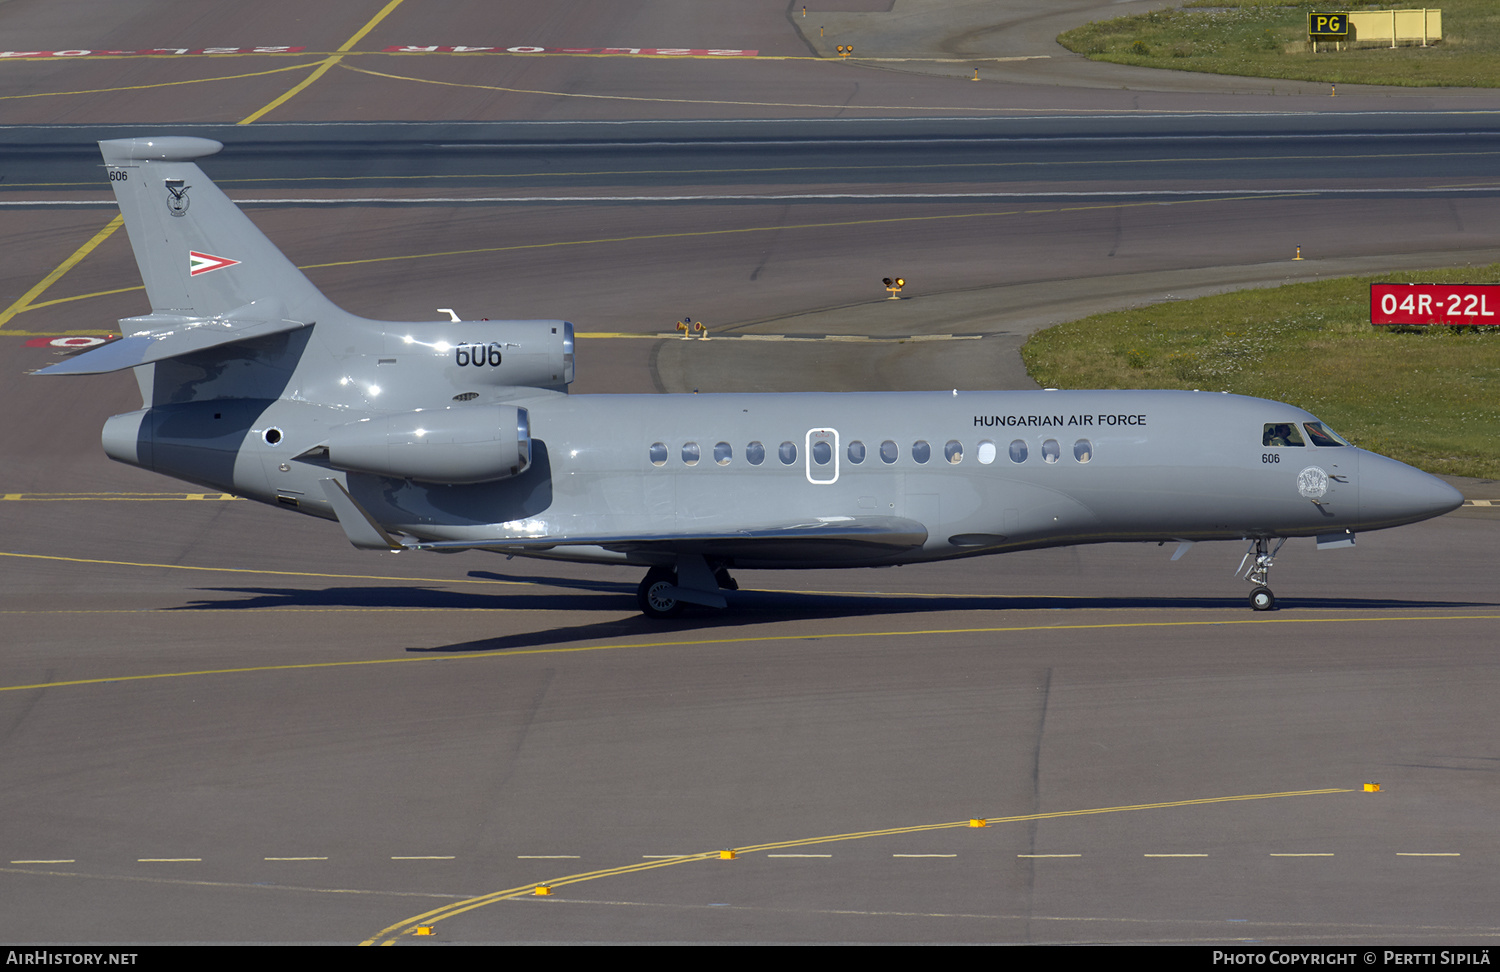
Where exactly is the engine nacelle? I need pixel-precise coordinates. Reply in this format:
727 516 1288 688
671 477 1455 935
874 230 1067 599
327 405 531 484
410 320 574 390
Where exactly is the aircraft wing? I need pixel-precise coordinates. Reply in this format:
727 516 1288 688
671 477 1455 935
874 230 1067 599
413 518 930 556
320 476 926 557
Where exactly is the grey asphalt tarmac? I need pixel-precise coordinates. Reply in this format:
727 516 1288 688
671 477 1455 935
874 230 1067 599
2 0 1499 946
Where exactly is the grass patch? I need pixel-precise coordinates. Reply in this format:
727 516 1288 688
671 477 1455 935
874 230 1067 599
1057 1 1500 88
1020 265 1500 478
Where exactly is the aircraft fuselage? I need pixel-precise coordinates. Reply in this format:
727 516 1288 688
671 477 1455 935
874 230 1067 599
102 383 1460 571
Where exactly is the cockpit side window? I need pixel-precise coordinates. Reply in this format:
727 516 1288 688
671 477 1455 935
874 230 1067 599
1303 422 1349 447
1262 423 1305 447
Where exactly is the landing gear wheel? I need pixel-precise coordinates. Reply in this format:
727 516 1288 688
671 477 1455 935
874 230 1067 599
1249 586 1275 612
638 567 683 619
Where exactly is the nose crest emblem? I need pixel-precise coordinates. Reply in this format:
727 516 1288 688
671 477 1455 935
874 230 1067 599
1297 466 1330 499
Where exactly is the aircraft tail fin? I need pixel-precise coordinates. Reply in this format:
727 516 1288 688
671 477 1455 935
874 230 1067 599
97 136 334 321
35 137 342 391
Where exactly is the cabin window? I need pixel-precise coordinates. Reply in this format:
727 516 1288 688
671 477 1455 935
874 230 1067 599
977 440 996 464
848 440 866 464
944 440 963 464
1262 423 1305 447
1073 439 1093 463
912 440 931 464
1008 439 1028 463
682 442 701 466
649 442 668 466
1042 439 1061 464
747 440 766 465
779 440 798 464
1303 422 1348 447
880 440 898 464
812 440 832 465
714 441 733 465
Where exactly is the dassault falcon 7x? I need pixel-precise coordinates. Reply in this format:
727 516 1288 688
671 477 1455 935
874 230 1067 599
38 137 1462 616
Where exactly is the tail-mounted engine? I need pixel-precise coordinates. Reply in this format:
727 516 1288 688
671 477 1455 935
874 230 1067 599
326 404 531 484
419 320 573 391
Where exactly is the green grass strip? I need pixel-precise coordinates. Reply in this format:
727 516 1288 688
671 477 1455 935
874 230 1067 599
1021 264 1500 478
1058 1 1500 89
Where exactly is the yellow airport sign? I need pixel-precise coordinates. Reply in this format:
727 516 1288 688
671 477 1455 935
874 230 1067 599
1309 13 1349 38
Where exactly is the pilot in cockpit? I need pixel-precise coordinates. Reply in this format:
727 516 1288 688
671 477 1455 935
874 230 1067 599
1263 423 1304 447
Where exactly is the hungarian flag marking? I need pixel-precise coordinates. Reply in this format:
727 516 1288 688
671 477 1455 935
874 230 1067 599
189 251 240 276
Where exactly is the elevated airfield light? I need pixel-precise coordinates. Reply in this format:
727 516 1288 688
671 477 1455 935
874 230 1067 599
883 277 905 300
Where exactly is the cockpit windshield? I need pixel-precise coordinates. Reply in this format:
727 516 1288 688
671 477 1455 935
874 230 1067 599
1263 421 1349 447
1302 421 1349 447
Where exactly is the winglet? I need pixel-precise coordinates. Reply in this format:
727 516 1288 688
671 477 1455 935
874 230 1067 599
318 478 404 551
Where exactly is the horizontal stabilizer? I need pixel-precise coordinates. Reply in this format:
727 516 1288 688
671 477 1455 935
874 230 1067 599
35 298 309 375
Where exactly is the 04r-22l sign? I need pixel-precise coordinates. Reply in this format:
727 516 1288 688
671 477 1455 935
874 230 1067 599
1371 283 1500 325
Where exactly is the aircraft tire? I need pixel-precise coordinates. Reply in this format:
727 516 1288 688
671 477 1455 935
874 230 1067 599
1249 586 1275 612
638 567 683 619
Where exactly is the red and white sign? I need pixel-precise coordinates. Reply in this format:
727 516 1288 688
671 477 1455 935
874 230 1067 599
1371 283 1500 325
189 251 240 276
384 45 758 56
0 44 755 59
0 47 303 58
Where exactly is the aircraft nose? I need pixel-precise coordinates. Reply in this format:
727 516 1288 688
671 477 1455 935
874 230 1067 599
1358 452 1464 527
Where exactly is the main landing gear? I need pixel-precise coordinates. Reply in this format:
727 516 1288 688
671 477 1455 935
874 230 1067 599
636 557 737 619
637 566 682 618
1240 537 1286 611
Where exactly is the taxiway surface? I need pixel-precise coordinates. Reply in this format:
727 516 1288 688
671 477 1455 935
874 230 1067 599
2 0 1499 945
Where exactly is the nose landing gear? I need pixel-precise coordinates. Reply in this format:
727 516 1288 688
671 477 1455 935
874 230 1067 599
1240 537 1285 611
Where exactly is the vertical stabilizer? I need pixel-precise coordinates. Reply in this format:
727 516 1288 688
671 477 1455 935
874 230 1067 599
99 137 334 321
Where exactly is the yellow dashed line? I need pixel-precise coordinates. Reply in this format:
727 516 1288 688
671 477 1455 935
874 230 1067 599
361 787 1349 944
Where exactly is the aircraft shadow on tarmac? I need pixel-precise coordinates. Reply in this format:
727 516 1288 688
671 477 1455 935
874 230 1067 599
167 580 1496 655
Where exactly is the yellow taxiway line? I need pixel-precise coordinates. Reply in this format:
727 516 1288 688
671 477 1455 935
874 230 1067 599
238 0 408 125
362 787 1350 944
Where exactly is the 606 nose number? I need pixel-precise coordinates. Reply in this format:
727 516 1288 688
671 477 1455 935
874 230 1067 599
455 342 503 367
